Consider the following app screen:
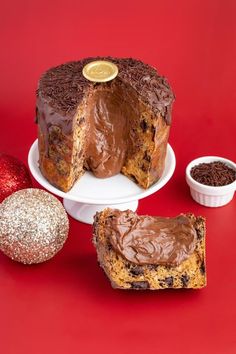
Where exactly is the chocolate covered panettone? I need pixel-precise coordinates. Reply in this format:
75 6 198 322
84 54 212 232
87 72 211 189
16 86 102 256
36 57 174 192
93 209 206 290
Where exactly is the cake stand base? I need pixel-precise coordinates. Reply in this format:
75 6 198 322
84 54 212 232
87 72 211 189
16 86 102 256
63 199 139 224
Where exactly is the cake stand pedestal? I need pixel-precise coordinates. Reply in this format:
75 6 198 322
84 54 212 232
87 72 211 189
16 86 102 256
28 140 176 224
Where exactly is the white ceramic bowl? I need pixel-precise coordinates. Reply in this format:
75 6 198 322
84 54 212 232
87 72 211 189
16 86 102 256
186 156 236 207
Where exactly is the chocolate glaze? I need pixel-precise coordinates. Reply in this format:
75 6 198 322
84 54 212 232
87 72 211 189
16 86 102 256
36 97 74 162
37 57 174 124
105 210 197 266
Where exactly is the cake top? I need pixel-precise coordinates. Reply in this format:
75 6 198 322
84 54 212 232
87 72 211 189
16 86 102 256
37 57 175 124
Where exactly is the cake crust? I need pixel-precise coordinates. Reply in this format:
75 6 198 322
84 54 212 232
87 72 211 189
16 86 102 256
93 209 207 290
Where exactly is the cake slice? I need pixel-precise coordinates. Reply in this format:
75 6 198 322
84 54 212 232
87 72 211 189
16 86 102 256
93 209 206 290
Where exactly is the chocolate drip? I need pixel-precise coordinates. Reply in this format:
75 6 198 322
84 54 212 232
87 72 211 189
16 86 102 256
105 210 197 266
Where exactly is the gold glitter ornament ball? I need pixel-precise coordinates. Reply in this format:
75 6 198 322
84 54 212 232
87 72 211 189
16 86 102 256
0 188 69 264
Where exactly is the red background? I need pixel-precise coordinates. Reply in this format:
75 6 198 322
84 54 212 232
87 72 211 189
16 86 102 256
1 1 236 353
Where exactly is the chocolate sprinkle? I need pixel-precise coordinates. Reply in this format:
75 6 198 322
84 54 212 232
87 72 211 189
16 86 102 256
38 57 175 124
190 161 236 186
200 262 206 275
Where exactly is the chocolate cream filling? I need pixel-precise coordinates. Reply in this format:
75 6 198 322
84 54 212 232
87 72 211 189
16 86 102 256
85 84 138 178
104 210 197 266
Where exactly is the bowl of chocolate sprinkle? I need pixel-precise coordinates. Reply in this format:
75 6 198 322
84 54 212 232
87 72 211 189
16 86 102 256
186 156 236 207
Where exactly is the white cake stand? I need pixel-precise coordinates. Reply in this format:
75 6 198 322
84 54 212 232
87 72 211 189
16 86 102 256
28 140 176 224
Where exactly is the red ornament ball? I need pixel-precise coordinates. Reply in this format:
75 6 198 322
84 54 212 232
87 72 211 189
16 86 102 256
0 154 32 203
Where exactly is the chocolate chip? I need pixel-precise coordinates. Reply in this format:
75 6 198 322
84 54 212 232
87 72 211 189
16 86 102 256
140 119 148 132
165 276 174 287
200 262 205 275
141 163 148 172
181 274 189 287
106 242 113 251
196 228 203 240
143 151 151 162
130 266 144 276
78 117 85 125
129 174 139 184
151 125 156 141
130 281 150 290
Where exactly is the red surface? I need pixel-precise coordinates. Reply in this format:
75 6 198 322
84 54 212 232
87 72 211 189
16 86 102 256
0 1 236 353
